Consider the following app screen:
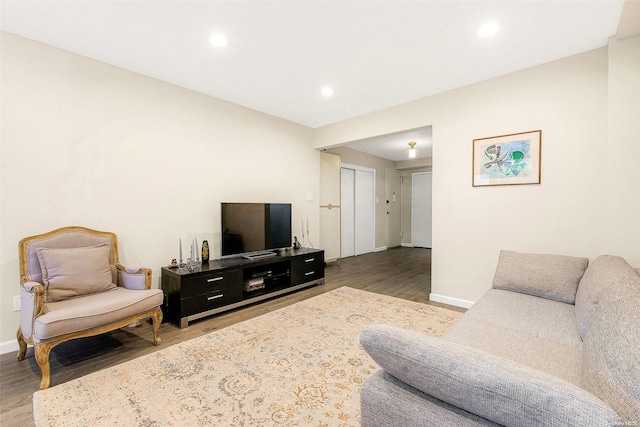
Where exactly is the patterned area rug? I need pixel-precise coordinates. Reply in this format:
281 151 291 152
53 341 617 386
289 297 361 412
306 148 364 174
33 287 463 427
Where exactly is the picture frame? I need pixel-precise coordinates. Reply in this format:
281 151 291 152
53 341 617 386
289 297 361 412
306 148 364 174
472 130 541 187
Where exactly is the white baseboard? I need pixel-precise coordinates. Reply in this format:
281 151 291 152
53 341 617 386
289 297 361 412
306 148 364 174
401 243 414 248
0 339 28 355
374 246 387 252
429 293 475 309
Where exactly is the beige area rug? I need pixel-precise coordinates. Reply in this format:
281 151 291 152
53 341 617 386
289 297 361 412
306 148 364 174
33 287 463 427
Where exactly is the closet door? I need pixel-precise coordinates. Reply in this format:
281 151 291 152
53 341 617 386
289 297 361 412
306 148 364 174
354 169 375 255
412 172 432 248
340 168 355 258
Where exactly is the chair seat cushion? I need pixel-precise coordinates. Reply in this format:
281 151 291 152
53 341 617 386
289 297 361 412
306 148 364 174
34 287 163 342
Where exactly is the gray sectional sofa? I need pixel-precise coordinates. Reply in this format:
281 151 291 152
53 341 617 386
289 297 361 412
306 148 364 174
360 251 640 426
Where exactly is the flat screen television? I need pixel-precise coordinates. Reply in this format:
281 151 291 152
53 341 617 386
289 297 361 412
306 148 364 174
221 202 292 258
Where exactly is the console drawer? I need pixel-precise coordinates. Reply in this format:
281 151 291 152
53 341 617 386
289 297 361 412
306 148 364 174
181 269 242 298
181 286 243 317
291 254 324 285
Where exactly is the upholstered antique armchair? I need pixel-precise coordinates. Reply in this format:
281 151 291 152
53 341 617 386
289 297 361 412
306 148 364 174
17 226 163 389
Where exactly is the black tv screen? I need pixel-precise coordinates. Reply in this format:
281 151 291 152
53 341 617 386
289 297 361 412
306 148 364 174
221 203 292 257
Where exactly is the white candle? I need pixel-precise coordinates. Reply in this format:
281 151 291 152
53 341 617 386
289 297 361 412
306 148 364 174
179 238 183 260
194 237 198 260
306 218 309 234
301 220 304 236
190 241 193 261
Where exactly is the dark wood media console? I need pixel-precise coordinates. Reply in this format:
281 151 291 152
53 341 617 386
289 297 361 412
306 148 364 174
161 248 325 328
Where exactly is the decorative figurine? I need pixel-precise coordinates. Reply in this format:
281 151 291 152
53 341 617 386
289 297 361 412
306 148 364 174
201 240 209 263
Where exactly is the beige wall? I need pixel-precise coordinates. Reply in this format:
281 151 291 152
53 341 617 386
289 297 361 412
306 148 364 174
3 28 638 346
606 36 640 261
325 146 394 249
395 157 432 170
315 45 640 305
0 33 318 346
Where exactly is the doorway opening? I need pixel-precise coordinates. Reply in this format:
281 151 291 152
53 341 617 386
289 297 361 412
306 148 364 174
319 125 433 257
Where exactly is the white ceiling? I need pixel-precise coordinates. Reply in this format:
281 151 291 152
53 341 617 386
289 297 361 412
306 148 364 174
348 127 433 162
0 0 625 160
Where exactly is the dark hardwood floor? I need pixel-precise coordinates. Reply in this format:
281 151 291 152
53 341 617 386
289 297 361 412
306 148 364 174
0 247 463 426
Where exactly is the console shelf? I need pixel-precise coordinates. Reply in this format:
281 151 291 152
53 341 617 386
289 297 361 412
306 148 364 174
161 248 325 328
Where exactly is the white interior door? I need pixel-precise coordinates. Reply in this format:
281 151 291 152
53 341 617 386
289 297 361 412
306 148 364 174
412 172 432 248
320 152 342 261
341 168 355 257
355 169 375 255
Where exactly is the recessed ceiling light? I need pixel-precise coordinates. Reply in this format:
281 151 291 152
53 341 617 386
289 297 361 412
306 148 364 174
209 33 229 47
321 86 334 97
477 22 500 38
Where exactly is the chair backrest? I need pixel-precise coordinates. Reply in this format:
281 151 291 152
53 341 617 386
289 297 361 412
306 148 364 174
19 226 119 285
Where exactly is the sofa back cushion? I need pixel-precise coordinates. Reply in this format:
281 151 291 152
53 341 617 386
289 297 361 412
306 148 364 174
492 251 589 304
576 255 640 423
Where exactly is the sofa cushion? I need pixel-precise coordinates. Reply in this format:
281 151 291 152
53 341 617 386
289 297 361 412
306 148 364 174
36 244 116 302
34 287 163 341
575 255 639 339
575 255 640 423
492 250 588 304
360 325 620 427
444 289 582 385
361 370 501 427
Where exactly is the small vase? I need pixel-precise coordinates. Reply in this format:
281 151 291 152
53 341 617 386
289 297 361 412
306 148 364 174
201 240 210 263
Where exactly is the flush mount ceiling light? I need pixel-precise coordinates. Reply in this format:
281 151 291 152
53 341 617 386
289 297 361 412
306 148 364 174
209 33 229 47
405 141 419 158
321 86 334 97
477 22 500 38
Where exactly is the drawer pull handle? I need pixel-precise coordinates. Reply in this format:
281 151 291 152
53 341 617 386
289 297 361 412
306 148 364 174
207 277 224 283
305 258 315 263
207 294 224 300
305 271 315 276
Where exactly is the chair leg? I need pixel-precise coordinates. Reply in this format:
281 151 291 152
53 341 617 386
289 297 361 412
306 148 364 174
16 327 27 361
151 309 162 345
34 343 54 390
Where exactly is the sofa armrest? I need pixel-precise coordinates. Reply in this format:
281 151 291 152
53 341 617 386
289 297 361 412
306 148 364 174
19 282 45 340
360 325 621 427
22 280 43 293
116 264 152 290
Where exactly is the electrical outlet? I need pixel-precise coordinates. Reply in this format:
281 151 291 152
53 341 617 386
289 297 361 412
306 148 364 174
14 295 21 312
306 192 314 201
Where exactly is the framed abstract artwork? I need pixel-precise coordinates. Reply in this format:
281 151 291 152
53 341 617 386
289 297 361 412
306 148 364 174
472 130 542 187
